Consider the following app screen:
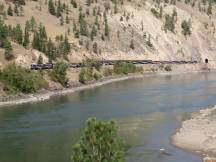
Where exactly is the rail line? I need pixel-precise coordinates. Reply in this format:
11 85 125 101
30 60 199 70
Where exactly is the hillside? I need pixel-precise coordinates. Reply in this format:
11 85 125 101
0 0 216 65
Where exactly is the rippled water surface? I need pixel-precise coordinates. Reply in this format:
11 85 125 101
1 72 216 162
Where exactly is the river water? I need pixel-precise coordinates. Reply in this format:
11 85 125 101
1 72 216 162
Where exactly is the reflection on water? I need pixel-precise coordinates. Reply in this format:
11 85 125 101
1 72 216 162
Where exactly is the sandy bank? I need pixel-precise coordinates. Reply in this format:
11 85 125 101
172 107 216 161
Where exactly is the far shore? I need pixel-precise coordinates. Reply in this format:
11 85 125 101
0 66 210 108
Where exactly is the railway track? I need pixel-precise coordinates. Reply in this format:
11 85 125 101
30 60 199 70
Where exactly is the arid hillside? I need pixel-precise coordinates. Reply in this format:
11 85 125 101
0 0 216 68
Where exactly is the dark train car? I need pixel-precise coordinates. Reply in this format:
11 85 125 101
31 63 53 70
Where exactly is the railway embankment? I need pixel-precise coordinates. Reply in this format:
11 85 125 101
0 63 210 108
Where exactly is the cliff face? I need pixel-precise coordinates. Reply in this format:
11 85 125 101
1 0 216 68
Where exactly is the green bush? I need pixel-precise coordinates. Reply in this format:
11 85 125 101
0 63 47 93
103 67 113 77
181 20 191 36
81 58 101 71
79 67 94 83
114 62 138 75
49 62 68 86
164 65 172 71
72 118 125 162
151 8 160 18
93 73 102 80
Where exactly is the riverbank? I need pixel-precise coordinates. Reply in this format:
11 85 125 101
172 107 216 162
0 74 144 107
0 63 210 108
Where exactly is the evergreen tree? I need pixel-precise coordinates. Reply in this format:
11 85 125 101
30 16 36 32
86 0 91 6
48 0 56 15
14 3 19 16
56 0 62 17
49 62 68 86
104 12 109 37
90 25 97 40
181 20 191 36
47 38 56 61
32 31 40 50
130 39 134 49
4 39 13 60
60 16 64 25
13 0 25 5
71 0 77 8
79 12 88 36
14 24 23 44
37 54 43 64
62 35 70 55
114 0 118 14
23 22 30 47
66 15 70 24
207 1 212 15
7 4 13 16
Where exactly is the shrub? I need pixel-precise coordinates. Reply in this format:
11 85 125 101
49 62 68 86
181 20 191 36
93 72 102 80
164 65 172 71
79 67 94 83
3 39 13 60
151 8 160 18
81 58 101 71
72 118 125 162
103 67 113 77
114 62 137 74
0 63 47 93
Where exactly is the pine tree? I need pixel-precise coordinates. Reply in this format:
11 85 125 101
56 0 62 17
86 0 91 6
181 20 191 36
14 24 23 44
66 15 70 24
114 0 118 14
60 16 64 25
79 12 88 36
4 39 13 60
90 25 97 40
130 39 134 49
30 16 36 32
47 38 56 61
63 35 70 55
32 32 40 50
7 4 13 16
71 0 77 8
37 54 43 64
48 0 56 15
23 22 30 47
207 1 212 15
14 3 19 16
104 12 109 37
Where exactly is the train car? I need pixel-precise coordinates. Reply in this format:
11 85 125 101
31 63 53 70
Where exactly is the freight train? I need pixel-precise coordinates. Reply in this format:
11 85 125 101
30 60 198 70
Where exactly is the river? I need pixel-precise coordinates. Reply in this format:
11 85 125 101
1 72 216 162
